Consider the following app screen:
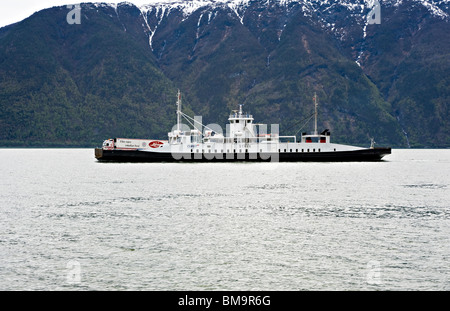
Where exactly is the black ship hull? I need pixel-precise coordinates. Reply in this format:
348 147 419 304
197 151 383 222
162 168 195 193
95 147 391 162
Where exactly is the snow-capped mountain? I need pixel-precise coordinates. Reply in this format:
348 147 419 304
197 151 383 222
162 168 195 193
91 0 449 63
135 0 449 18
133 0 450 29
0 0 449 147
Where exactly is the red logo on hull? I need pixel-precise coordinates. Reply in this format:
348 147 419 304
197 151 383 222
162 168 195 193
149 141 164 148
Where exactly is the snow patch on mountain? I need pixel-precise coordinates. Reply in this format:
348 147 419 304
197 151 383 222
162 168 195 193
90 1 449 23
88 1 448 61
417 0 449 19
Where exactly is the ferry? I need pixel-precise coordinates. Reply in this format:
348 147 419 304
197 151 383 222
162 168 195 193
95 91 391 162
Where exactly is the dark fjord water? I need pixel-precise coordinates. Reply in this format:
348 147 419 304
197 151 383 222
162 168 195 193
0 149 449 290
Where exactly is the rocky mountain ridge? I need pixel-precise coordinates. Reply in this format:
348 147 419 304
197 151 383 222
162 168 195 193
0 0 448 147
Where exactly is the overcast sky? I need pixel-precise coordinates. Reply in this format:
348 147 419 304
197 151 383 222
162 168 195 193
0 1 159 28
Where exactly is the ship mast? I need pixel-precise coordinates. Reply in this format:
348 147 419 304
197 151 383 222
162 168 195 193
176 89 181 132
313 92 318 135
